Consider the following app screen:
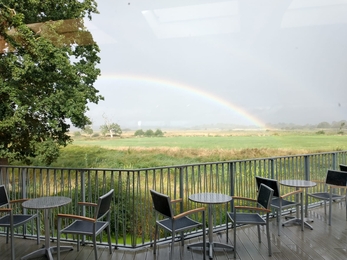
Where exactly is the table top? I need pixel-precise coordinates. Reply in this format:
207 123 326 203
189 192 232 204
280 179 317 188
22 196 72 210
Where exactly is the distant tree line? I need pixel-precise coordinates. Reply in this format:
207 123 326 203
316 121 346 129
134 129 164 137
75 127 165 138
265 120 347 130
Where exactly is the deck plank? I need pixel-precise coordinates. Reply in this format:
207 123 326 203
1 203 347 260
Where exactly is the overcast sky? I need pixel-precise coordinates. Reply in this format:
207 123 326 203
84 0 347 129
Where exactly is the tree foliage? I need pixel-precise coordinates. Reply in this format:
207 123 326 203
144 129 154 137
0 1 102 165
154 129 164 137
134 129 144 137
100 123 122 138
134 129 164 137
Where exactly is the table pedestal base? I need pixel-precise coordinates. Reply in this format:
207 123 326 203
21 246 73 260
188 241 234 259
283 216 314 230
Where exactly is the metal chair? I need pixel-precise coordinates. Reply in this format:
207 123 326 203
340 164 347 172
227 183 274 258
57 189 114 260
307 170 347 225
0 185 39 260
150 189 206 260
255 176 304 235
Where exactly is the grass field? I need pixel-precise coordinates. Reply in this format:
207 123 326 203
50 130 347 169
73 130 347 151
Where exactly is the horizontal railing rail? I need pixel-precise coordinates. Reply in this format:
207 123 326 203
0 150 346 249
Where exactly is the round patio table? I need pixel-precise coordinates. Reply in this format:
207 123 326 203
21 196 72 260
188 193 233 259
280 180 316 229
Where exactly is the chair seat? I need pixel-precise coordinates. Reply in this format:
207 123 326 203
271 197 297 208
158 216 201 232
309 192 344 200
228 212 266 225
0 214 37 227
61 220 109 236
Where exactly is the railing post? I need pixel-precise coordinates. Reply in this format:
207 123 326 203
229 162 234 210
180 166 184 213
304 156 310 180
270 159 275 179
21 168 27 199
332 152 337 170
80 170 86 244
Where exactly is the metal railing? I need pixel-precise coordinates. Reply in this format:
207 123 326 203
0 150 346 249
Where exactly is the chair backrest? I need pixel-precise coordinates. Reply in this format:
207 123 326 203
326 170 347 186
255 176 280 197
257 183 274 209
95 189 114 219
0 185 9 207
150 189 174 218
340 164 347 172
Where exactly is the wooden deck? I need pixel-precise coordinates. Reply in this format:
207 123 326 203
2 203 347 260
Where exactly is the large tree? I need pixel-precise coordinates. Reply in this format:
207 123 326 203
0 1 103 165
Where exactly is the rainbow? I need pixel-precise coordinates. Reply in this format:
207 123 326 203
98 73 268 129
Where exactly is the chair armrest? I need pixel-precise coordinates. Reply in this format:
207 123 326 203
235 206 271 213
171 198 183 204
0 208 12 212
329 185 347 189
280 189 302 199
312 180 324 184
57 213 96 222
78 202 98 207
10 198 29 204
173 207 205 220
232 196 257 203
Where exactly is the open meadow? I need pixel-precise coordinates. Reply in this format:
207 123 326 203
48 129 347 169
73 129 347 151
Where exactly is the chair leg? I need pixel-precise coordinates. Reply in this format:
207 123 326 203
107 225 112 254
305 193 308 218
257 225 261 243
266 215 272 256
93 236 98 260
301 194 304 231
324 200 327 216
57 218 61 260
6 227 9 243
10 226 14 260
180 231 184 246
233 220 237 259
36 213 40 244
202 212 206 260
153 224 158 254
329 192 332 226
170 232 174 260
226 213 229 243
277 208 281 236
